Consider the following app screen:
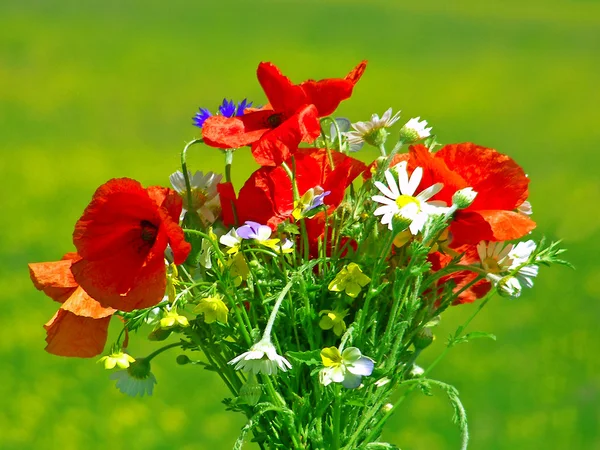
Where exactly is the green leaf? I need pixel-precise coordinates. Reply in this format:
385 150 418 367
365 443 400 449
454 331 497 345
286 349 322 366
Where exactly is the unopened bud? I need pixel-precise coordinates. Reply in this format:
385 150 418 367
364 128 389 147
413 327 434 350
496 275 522 298
148 328 172 341
239 374 262 406
391 214 412 233
399 117 432 144
176 354 191 365
452 187 478 209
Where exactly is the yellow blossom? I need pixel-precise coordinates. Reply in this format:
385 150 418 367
228 252 250 286
159 310 189 329
328 263 371 298
98 352 135 370
319 309 348 336
194 295 229 324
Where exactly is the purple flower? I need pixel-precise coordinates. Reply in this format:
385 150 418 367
309 189 331 211
236 221 272 241
193 98 253 129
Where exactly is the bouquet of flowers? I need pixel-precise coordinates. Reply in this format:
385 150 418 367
29 61 568 449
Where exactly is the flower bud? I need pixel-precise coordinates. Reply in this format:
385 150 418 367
452 187 478 209
496 275 522 298
413 327 434 350
364 128 389 147
148 327 173 341
391 214 412 233
399 117 432 144
382 403 394 413
409 364 425 378
176 354 191 365
239 374 262 406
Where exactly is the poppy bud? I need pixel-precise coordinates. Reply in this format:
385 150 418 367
413 327 434 349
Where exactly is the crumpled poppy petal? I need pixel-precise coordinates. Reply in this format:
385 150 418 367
44 309 111 358
451 210 536 246
257 62 308 116
251 104 320 166
435 143 530 210
299 61 367 117
29 259 78 303
202 109 274 149
61 286 115 318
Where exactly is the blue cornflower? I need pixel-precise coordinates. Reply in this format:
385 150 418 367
193 98 252 128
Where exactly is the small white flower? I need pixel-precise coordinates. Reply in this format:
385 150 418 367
229 338 292 375
346 108 402 147
517 200 533 216
452 187 478 209
110 358 157 397
372 161 447 235
478 240 538 293
400 117 432 142
170 170 222 224
319 346 375 389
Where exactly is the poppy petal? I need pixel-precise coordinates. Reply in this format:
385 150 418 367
202 109 274 149
44 310 111 358
451 210 536 246
299 60 367 117
257 62 308 116
251 105 320 166
29 259 78 303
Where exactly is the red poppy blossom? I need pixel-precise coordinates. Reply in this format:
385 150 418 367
29 253 115 357
202 61 367 166
406 143 535 246
219 149 366 230
71 178 191 312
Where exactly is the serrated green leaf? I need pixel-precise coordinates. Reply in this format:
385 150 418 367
286 349 322 366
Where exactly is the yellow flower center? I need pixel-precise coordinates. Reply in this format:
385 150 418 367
483 257 502 273
395 194 421 212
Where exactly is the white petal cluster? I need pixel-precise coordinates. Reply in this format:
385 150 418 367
372 161 447 234
170 170 222 224
229 338 292 375
346 108 401 147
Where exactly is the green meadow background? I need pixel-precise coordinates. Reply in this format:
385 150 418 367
1 0 599 448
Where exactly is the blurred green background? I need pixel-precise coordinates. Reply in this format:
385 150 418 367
1 0 599 448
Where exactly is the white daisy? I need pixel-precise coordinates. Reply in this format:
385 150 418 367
110 358 157 397
345 108 402 147
372 161 446 234
477 240 538 293
170 170 222 224
228 338 292 375
399 117 432 142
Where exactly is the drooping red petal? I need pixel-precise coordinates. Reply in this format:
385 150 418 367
29 259 78 303
299 60 367 117
251 105 320 166
257 62 308 116
202 109 274 149
435 143 530 211
61 286 115 318
44 309 111 358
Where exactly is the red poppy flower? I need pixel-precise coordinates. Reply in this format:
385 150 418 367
70 178 191 312
219 149 366 229
407 143 535 246
202 61 367 166
29 253 115 357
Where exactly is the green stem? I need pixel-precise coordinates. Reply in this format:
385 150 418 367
145 342 182 361
181 138 203 211
332 384 342 449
